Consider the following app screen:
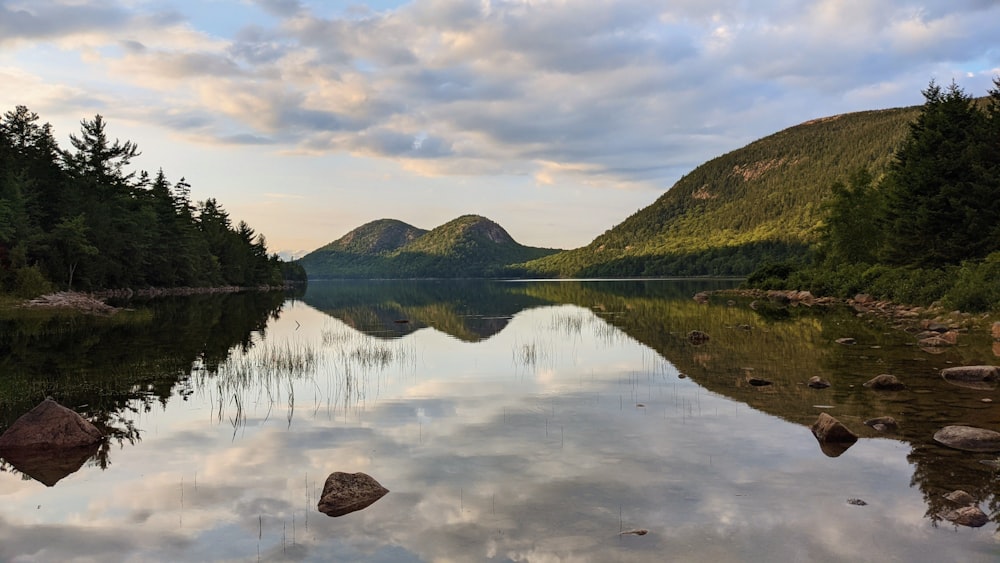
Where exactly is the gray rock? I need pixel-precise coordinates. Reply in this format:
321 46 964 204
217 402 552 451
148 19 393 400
0 398 103 449
317 472 389 517
863 374 905 391
941 505 988 528
933 426 1000 453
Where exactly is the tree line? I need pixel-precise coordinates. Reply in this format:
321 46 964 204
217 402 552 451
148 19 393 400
0 107 305 296
749 79 1000 310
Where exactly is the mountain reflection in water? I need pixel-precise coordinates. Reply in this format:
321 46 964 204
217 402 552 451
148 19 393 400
0 280 998 562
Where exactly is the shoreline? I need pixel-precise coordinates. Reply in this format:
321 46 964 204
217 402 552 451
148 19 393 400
16 284 303 315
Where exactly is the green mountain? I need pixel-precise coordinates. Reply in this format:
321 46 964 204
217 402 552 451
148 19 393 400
298 215 560 279
524 105 922 277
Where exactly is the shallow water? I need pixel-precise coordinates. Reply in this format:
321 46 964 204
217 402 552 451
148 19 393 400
1 280 999 562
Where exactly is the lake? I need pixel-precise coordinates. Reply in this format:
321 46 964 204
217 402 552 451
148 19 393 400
1 279 999 562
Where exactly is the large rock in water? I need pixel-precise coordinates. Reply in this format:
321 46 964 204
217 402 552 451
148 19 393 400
811 413 858 457
0 398 103 449
933 426 1000 453
317 472 389 517
863 374 905 391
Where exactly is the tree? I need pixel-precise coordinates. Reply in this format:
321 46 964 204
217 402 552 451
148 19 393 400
880 80 996 267
48 214 99 290
61 114 140 189
819 168 883 265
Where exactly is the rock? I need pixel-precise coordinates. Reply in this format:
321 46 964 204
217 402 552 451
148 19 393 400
793 290 815 305
864 416 898 432
767 291 791 305
941 505 988 528
619 529 649 536
923 321 949 333
863 374 905 391
808 376 831 389
687 330 710 345
0 398 103 450
941 366 998 390
835 337 856 345
317 472 389 517
746 376 772 386
919 336 953 347
811 413 858 457
943 490 975 506
846 498 868 506
854 293 874 304
915 330 940 340
941 365 1000 382
992 321 1000 341
933 426 1000 453
693 292 710 304
939 331 959 344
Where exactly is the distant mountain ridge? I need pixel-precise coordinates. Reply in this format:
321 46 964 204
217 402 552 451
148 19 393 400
298 215 560 279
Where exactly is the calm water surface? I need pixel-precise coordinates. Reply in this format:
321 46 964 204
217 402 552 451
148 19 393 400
1 280 999 562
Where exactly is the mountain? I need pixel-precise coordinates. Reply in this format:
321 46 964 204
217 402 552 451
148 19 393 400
523 105 922 277
298 215 560 279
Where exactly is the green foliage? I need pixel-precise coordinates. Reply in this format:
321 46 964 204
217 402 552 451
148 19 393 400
0 106 301 294
747 78 1000 310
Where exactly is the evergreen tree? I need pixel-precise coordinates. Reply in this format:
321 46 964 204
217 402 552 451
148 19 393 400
880 81 996 267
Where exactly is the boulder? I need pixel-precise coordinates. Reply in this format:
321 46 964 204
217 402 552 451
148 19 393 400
807 376 831 389
863 374 905 391
864 416 898 433
992 321 1000 341
317 472 389 517
812 413 857 457
835 338 856 345
0 398 103 450
693 292 710 304
933 426 1000 453
941 505 988 528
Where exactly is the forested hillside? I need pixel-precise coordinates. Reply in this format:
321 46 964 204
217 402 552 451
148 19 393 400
0 107 305 296
750 80 1000 311
298 215 560 278
524 105 921 277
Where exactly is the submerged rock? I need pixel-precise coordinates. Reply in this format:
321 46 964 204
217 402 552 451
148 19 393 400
0 398 103 450
687 330 710 345
941 366 1000 382
808 376 831 389
933 426 1000 453
863 374 905 391
317 472 389 517
847 498 868 506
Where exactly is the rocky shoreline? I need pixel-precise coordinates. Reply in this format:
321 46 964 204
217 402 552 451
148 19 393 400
18 284 300 315
701 288 998 341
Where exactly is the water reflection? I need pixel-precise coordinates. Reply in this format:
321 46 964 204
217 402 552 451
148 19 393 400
0 281 999 561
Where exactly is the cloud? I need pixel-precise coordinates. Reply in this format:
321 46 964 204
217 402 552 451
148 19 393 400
3 0 1000 196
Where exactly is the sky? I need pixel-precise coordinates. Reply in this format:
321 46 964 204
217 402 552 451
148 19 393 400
1 1 999 257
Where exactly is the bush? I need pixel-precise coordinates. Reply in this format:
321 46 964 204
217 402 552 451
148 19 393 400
944 255 1000 312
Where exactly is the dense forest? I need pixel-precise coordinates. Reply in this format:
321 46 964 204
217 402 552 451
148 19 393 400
0 107 305 297
748 79 1000 311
